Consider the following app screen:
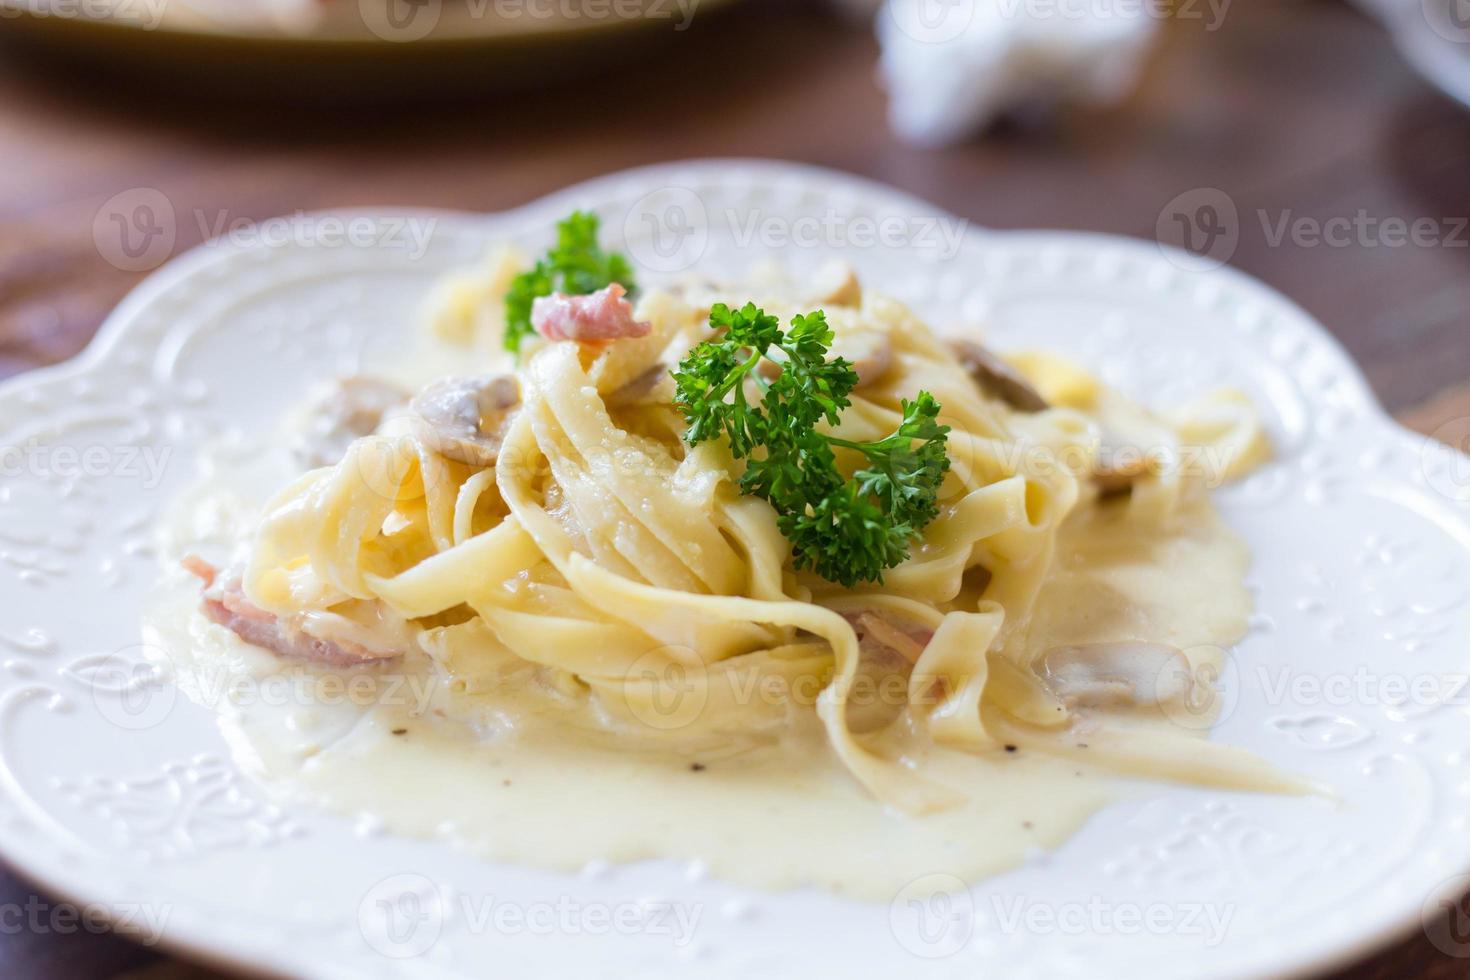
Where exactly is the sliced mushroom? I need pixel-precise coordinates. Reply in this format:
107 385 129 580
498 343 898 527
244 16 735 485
604 362 672 408
1091 438 1155 497
1039 642 1193 709
806 260 862 307
293 376 410 469
409 375 520 468
948 339 1049 413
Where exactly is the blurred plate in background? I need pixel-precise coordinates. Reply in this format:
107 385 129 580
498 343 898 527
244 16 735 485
0 0 739 99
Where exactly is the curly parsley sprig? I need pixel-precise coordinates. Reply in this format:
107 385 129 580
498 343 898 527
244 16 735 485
674 302 951 587
503 211 636 356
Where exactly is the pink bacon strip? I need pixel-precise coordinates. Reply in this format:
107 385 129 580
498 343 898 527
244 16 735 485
183 556 398 667
530 283 652 343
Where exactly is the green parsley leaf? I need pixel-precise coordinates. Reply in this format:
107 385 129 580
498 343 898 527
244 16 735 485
673 304 951 587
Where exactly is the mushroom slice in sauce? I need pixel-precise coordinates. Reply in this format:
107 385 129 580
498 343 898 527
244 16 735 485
806 260 862 307
1090 429 1162 497
1039 642 1193 709
1091 451 1154 497
948 339 1049 413
604 362 672 408
409 375 520 468
293 376 410 469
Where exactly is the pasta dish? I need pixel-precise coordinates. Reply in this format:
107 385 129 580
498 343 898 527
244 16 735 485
152 212 1293 895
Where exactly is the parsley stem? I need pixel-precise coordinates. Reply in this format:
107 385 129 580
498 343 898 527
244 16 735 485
712 350 763 402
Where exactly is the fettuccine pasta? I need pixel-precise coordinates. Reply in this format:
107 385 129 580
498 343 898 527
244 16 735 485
179 256 1286 830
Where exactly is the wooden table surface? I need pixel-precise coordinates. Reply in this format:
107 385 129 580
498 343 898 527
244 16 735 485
1 0 1468 975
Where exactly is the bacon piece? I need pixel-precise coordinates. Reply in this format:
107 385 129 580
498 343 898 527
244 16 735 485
530 283 652 343
183 557 397 667
181 554 218 588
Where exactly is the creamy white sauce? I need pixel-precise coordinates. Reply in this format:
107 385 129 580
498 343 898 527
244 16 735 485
146 455 1261 900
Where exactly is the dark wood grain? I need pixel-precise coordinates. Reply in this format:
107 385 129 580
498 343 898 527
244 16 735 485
0 0 1467 975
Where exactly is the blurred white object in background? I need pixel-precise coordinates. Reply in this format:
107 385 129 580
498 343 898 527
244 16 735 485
874 0 1161 146
1351 0 1470 110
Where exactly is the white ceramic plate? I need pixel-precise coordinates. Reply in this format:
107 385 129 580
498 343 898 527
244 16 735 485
3 161 1469 980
